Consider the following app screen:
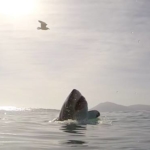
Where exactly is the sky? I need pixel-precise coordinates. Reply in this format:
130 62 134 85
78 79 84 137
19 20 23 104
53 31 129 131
0 0 150 109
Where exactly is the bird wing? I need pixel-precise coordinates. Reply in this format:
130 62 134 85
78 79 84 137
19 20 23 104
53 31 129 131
38 20 47 28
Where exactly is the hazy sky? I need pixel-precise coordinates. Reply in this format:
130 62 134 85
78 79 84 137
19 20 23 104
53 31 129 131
0 0 150 109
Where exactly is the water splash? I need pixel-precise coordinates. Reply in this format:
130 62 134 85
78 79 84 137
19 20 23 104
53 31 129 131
50 117 103 125
99 116 113 125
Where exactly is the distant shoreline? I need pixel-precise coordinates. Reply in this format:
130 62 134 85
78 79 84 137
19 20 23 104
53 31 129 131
91 102 150 112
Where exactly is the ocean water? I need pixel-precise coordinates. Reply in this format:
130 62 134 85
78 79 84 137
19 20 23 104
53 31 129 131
0 109 150 150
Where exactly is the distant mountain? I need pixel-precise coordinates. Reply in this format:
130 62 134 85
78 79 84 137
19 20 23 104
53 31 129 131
91 102 150 112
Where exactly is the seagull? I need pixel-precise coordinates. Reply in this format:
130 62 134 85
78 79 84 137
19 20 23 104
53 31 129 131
37 20 49 30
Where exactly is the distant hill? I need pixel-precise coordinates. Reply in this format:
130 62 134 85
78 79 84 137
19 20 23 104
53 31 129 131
91 102 150 112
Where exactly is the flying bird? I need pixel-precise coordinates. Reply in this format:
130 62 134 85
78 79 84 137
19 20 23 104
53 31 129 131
37 20 49 30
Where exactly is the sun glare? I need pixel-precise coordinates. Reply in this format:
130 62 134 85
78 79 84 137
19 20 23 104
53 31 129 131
0 106 27 111
0 0 36 17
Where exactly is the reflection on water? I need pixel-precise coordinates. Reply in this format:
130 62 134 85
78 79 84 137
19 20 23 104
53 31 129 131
60 123 87 147
61 123 86 134
65 140 86 147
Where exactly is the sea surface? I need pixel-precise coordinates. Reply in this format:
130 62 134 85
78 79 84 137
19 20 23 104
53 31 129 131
0 108 150 150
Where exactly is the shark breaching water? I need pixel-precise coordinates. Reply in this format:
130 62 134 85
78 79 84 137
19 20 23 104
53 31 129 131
55 89 100 122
